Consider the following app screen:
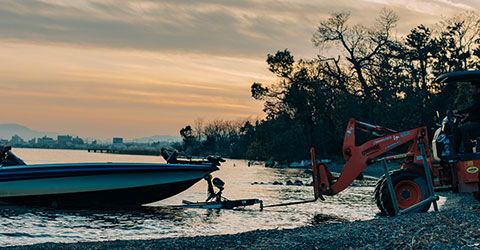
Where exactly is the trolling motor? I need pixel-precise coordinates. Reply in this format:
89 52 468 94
205 175 225 202
179 174 263 209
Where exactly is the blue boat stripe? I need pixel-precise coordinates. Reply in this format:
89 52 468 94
0 163 218 182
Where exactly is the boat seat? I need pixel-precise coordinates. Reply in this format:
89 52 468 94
206 155 226 166
161 147 179 163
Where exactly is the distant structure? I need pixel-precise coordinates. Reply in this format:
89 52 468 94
11 135 24 145
37 136 55 146
72 136 84 145
0 133 175 154
113 137 123 144
57 135 73 146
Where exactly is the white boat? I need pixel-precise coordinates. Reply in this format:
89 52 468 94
0 146 219 208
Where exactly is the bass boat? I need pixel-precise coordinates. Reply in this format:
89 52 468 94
0 146 220 208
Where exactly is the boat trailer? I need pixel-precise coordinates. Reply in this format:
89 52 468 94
178 154 325 210
178 175 264 210
177 141 439 215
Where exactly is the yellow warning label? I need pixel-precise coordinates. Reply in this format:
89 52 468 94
467 166 479 174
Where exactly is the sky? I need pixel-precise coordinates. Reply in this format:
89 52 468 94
0 0 478 140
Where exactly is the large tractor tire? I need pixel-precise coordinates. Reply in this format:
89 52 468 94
379 168 431 216
374 174 387 215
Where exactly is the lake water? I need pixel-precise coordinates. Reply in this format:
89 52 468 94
0 148 379 247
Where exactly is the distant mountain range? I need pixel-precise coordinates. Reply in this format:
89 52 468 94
0 124 58 140
0 123 181 143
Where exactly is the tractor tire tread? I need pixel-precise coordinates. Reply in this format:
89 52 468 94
374 174 387 215
379 168 431 216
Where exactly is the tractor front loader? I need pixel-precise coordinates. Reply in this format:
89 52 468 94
311 118 440 215
310 70 480 216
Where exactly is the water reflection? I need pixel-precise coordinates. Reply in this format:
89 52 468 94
0 205 177 229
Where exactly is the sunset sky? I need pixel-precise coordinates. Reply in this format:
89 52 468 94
1 0 478 140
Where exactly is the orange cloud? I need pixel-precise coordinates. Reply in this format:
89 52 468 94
0 42 267 139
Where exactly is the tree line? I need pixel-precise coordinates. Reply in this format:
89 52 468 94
178 9 480 162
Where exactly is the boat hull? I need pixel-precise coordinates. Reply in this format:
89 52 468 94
0 163 218 207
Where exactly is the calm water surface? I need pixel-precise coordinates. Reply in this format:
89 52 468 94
0 148 378 247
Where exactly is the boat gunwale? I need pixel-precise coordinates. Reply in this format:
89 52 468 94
0 163 219 182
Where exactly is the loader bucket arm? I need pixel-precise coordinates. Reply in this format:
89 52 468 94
313 118 432 196
310 147 334 200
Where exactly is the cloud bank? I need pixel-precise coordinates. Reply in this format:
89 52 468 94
0 0 477 139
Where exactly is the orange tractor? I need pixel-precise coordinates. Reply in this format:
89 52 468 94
310 70 480 216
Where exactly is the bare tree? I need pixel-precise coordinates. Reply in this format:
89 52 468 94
312 9 399 102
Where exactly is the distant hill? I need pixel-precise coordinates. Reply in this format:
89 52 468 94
131 135 182 143
0 124 58 140
0 124 181 144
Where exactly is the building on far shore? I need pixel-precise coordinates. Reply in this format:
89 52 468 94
57 135 73 146
72 136 84 145
10 135 24 145
113 138 123 144
37 136 55 146
0 134 175 153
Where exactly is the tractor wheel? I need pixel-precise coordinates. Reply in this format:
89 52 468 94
374 174 387 215
379 168 431 216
